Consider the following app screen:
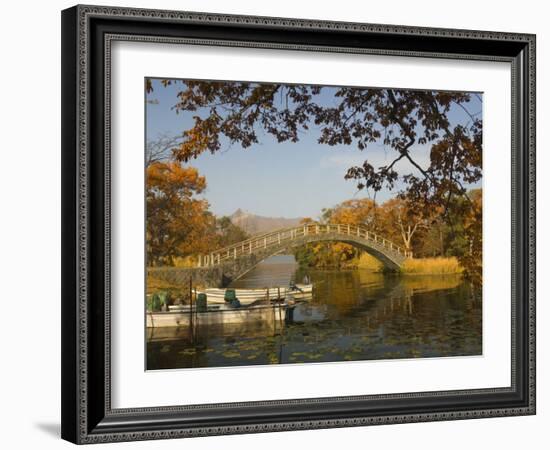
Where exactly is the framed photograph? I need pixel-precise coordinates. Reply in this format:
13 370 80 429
61 5 536 444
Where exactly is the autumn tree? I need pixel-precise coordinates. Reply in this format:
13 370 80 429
146 161 215 266
416 214 447 257
147 79 482 279
329 199 379 229
295 199 380 269
146 133 185 167
455 189 482 285
378 198 429 252
147 80 481 213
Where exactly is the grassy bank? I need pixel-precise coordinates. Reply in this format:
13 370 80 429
353 254 463 275
147 275 186 296
356 253 384 272
401 257 463 275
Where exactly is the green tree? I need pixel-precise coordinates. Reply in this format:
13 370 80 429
216 216 249 247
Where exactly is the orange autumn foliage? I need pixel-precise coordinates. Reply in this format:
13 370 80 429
146 162 216 266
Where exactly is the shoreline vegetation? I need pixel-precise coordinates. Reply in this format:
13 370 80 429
146 255 464 297
400 257 463 275
287 193 481 284
303 253 464 275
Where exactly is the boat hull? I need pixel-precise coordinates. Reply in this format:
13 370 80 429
200 284 313 305
147 304 288 328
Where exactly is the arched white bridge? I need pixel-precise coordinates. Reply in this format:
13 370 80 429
198 223 412 271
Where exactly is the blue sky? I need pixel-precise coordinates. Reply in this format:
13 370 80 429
145 79 482 219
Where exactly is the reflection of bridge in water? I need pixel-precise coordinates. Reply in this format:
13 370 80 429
199 223 412 273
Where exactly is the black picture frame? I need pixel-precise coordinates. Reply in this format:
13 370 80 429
61 4 536 444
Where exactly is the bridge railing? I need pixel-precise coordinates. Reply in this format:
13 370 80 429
197 223 412 267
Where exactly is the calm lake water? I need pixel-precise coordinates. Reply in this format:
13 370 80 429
147 255 482 370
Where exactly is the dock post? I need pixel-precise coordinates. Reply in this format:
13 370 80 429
189 277 194 340
269 288 276 333
194 287 198 336
277 287 284 334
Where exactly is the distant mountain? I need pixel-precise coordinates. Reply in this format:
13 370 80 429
230 209 303 235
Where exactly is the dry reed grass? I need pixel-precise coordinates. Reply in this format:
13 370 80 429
401 257 463 275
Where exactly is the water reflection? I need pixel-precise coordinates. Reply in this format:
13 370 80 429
147 255 481 370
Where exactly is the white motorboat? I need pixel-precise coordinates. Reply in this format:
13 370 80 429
198 284 313 305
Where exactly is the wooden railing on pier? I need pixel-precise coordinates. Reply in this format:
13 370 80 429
197 223 412 267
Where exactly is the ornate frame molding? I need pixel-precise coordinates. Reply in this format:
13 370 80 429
61 5 536 444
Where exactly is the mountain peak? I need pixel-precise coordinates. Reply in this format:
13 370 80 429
231 208 247 217
230 210 303 235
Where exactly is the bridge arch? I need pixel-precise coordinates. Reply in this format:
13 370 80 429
198 223 412 280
